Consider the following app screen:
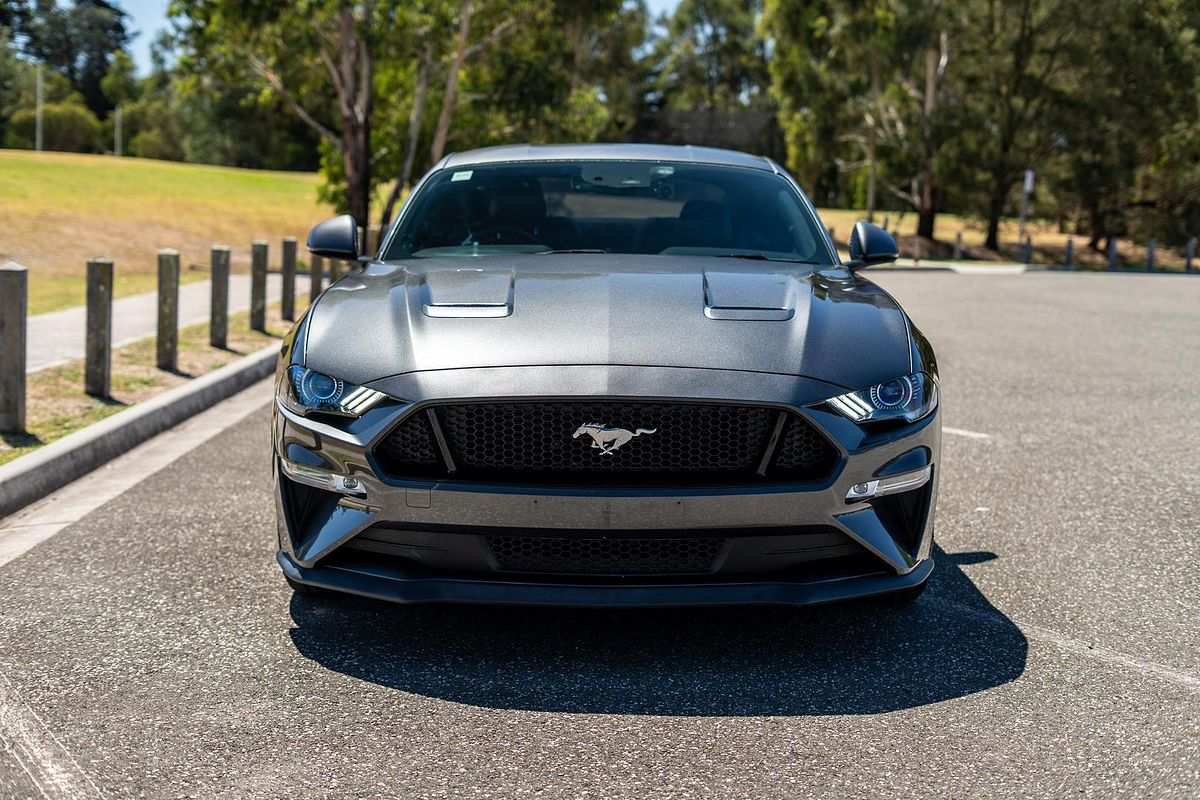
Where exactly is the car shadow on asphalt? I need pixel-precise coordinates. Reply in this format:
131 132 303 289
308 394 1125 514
287 545 1026 715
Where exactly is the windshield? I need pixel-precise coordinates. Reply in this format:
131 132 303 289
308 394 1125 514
381 160 833 263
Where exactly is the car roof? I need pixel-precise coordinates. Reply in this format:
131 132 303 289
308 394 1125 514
440 143 779 173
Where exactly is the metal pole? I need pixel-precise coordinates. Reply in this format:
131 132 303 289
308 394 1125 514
1065 238 1073 269
0 263 27 433
1024 235 1033 265
1187 238 1195 273
210 246 230 349
157 249 180 372
1019 169 1034 237
1107 238 1118 271
114 105 122 157
953 231 962 260
34 66 43 152
1146 239 1156 272
85 258 113 398
251 241 268 332
281 237 297 321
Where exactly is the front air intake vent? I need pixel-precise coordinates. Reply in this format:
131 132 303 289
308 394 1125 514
374 400 837 487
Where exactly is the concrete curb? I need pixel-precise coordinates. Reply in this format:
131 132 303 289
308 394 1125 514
0 344 279 519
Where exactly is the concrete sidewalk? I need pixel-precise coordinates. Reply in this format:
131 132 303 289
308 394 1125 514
26 273 285 373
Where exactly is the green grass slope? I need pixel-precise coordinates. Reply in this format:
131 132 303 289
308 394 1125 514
0 150 333 313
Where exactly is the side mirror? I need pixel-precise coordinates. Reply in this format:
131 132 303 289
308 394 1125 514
306 214 359 259
847 221 898 269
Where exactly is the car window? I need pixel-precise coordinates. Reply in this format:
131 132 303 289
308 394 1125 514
382 160 831 263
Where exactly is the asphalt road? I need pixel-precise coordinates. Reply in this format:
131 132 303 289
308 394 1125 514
0 270 1197 799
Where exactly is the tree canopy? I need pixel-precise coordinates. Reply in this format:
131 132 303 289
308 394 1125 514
2 0 1197 247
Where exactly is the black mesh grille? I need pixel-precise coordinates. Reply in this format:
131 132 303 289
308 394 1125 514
771 414 837 477
487 535 726 575
375 400 836 486
372 409 443 477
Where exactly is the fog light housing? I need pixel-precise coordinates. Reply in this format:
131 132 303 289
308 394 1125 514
280 458 367 497
844 466 932 503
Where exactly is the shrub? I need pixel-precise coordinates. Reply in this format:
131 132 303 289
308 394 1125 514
7 100 101 152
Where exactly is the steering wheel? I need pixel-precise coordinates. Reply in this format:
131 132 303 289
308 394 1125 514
468 226 544 246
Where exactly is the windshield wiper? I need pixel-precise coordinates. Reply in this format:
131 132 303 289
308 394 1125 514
713 253 823 264
537 248 608 255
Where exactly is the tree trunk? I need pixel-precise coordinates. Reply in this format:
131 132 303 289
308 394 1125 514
344 123 370 231
917 40 941 241
330 3 373 230
985 184 1006 251
865 64 879 222
429 0 474 167
917 200 936 239
380 45 433 229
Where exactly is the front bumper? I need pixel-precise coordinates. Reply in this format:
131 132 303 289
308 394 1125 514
272 366 940 607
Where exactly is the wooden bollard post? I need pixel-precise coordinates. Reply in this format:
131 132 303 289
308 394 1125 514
953 231 963 260
251 240 267 332
85 258 113 397
1146 239 1156 271
210 246 230 349
309 254 324 304
157 249 180 371
1107 238 1118 270
1187 238 1195 273
1065 238 1073 268
0 263 27 433
281 237 297 321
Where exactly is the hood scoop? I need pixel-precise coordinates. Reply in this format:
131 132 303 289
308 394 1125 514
703 271 796 321
420 268 514 318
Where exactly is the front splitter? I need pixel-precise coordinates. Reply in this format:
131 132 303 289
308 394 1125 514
277 550 933 608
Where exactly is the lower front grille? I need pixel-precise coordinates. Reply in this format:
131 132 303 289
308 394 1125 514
486 535 727 575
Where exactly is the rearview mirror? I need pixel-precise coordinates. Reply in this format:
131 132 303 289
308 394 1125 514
306 215 359 259
847 221 898 269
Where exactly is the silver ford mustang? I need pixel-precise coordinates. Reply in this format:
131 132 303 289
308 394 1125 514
273 144 940 606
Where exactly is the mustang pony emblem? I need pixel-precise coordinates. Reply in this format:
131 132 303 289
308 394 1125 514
572 422 657 455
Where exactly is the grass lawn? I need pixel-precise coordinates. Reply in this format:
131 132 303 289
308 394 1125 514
2 150 1189 316
0 150 335 312
0 302 298 466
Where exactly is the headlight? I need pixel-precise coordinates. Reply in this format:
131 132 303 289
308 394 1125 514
826 372 937 423
281 366 387 416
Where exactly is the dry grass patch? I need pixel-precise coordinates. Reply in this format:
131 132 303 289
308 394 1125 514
0 303 300 466
817 208 1192 269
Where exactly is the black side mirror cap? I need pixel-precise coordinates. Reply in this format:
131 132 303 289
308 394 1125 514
307 215 359 259
847 221 899 269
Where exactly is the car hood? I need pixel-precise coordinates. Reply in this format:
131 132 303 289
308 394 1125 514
302 254 911 391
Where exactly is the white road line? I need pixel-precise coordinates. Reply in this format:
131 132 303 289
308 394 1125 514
931 597 1200 690
943 426 992 440
0 378 273 569
0 672 104 800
